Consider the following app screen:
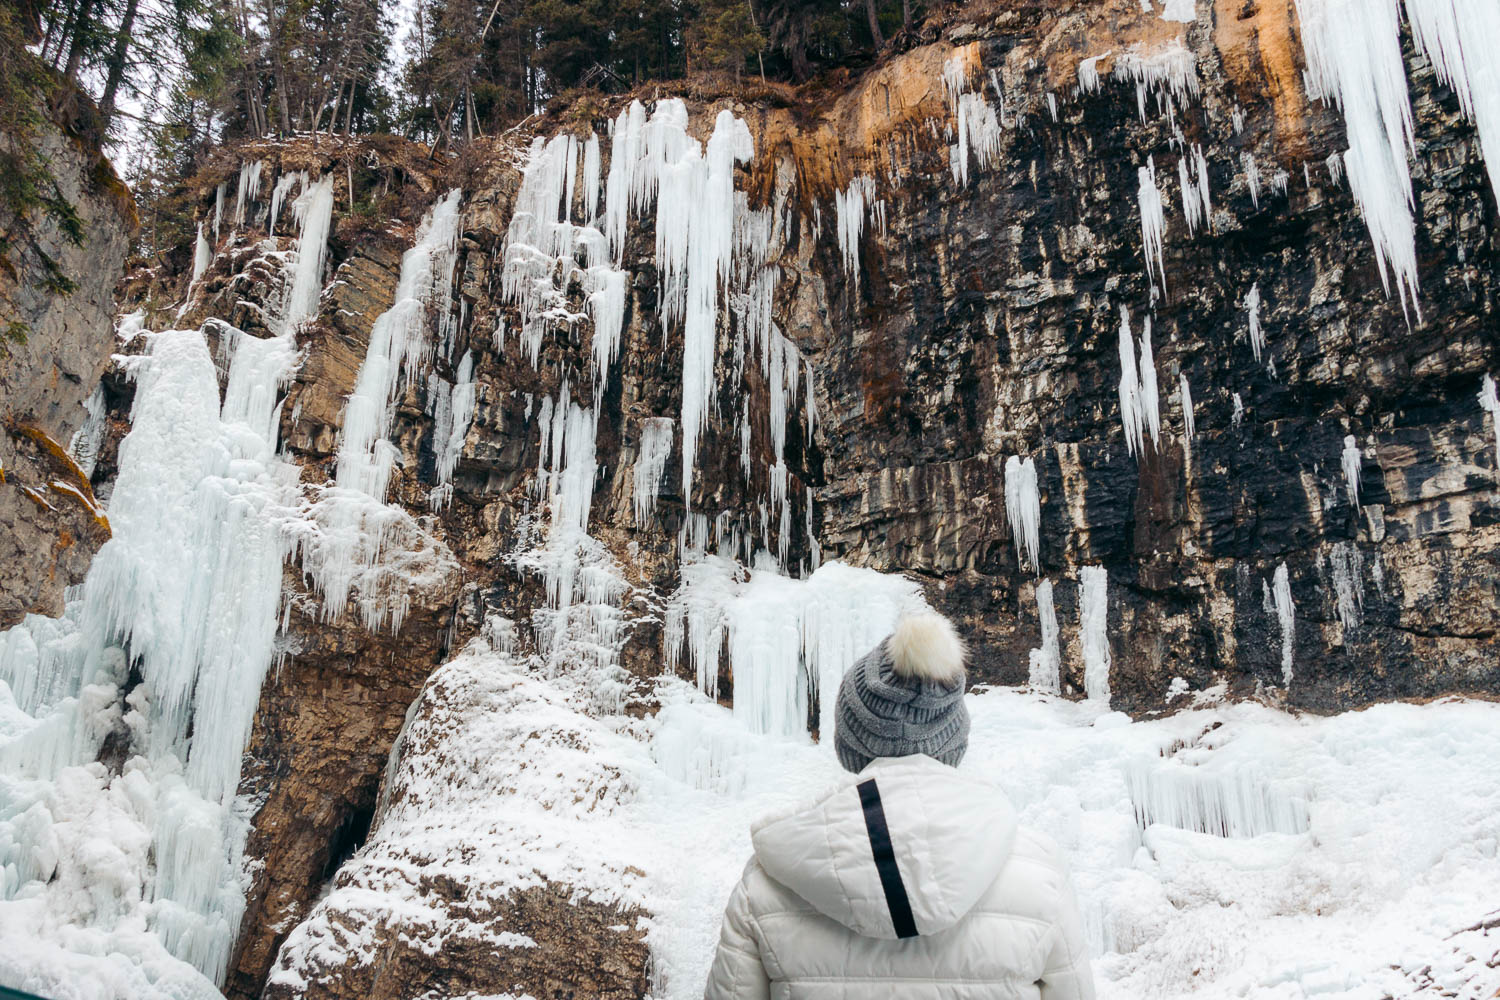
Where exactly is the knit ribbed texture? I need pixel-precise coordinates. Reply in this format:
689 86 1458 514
834 639 969 773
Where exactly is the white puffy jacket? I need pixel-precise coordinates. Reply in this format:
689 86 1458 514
703 754 1095 1000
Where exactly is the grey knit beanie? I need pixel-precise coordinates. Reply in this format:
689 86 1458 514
834 612 970 773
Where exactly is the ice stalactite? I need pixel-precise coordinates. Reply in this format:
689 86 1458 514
1232 392 1246 427
1241 152 1262 209
1004 455 1042 573
68 384 107 479
1403 0 1500 210
1080 566 1112 703
805 486 822 573
1342 435 1363 507
1294 0 1421 319
434 350 476 488
1138 156 1168 294
282 190 462 631
834 174 877 292
1480 374 1500 477
282 175 336 332
633 417 674 526
1125 760 1310 838
1330 541 1364 634
1117 307 1162 457
212 183 225 241
1113 40 1200 122
191 223 212 285
1178 145 1212 235
1269 563 1296 685
1180 374 1196 442
944 55 1004 186
1246 283 1265 361
234 160 264 228
1048 92 1059 121
1028 579 1062 694
268 171 304 233
1077 53 1110 94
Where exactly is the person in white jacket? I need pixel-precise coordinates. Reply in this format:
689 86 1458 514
703 611 1096 1000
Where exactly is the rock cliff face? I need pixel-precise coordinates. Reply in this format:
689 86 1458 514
0 95 133 627
78 0 1499 995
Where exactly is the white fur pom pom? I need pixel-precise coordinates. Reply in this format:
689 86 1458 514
887 612 967 684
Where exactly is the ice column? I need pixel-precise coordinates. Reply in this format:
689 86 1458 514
1138 156 1167 293
1028 579 1062 694
1246 283 1265 361
1271 563 1295 685
1079 566 1111 703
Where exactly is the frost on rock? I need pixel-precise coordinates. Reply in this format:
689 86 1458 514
1027 579 1062 694
1294 0 1421 318
1160 0 1196 20
1341 434 1363 507
1246 282 1265 361
1004 455 1042 573
1079 566 1111 703
1138 156 1168 294
632 417 674 526
1117 306 1162 457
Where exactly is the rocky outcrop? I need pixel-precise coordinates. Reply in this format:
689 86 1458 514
0 89 133 627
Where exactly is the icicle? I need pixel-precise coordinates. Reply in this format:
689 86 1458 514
1080 566 1111 702
67 385 107 478
805 486 822 572
191 223 212 285
1005 456 1042 573
1138 156 1168 294
212 183 225 240
1078 53 1111 94
282 175 336 333
1180 373 1196 441
1330 541 1364 633
1271 562 1295 685
1481 374 1500 477
632 418 674 525
1403 0 1500 211
1232 392 1246 427
1246 283 1265 361
233 160 264 227
435 350 476 488
583 132 602 221
1027 579 1061 693
834 175 877 289
1047 92 1059 121
1341 435 1363 507
1241 152 1262 209
1113 40 1200 122
1117 307 1160 456
268 171 305 233
1294 0 1421 318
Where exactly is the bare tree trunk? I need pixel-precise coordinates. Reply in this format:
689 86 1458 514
902 0 912 30
97 0 140 127
62 0 98 79
863 0 883 48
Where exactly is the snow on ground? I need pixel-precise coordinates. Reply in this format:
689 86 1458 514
272 638 1500 1000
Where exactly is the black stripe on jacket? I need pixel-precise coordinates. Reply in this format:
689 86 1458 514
857 778 919 939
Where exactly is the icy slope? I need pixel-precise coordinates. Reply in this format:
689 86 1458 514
271 632 1500 1000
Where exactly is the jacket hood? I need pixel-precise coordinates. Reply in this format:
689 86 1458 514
750 754 1018 939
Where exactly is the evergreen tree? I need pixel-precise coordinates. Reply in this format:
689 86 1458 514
689 0 762 81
